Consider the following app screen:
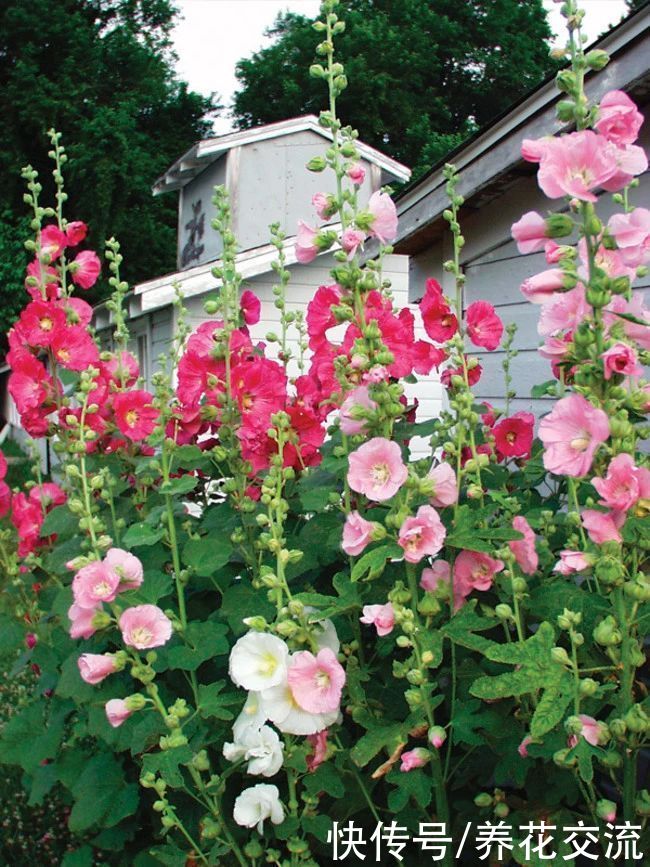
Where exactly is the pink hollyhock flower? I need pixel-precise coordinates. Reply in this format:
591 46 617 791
29 482 66 510
538 285 588 336
521 137 553 162
601 142 648 192
240 290 261 326
427 463 458 508
50 326 100 372
398 505 446 563
420 560 451 592
342 511 375 556
465 300 504 351
295 221 320 263
341 227 365 258
520 268 566 303
608 208 650 267
73 561 121 609
429 726 446 749
568 714 601 749
595 90 644 146
78 653 118 685
538 394 609 477
105 698 133 728
537 131 617 202
306 283 342 349
104 548 144 590
103 350 140 387
287 648 346 714
454 550 504 610
367 190 398 244
420 279 458 342
544 239 567 264
39 224 67 260
605 294 650 351
306 730 329 772
19 300 67 348
119 605 173 649
511 211 548 254
347 163 366 185
577 239 637 283
509 516 538 575
65 221 88 246
0 481 10 520
360 603 395 637
311 192 332 221
412 340 447 375
539 335 572 362
597 800 617 824
553 550 593 575
339 385 377 435
581 509 624 545
593 454 650 513
518 735 533 759
232 357 286 423
347 437 407 501
400 748 429 772
70 251 101 289
492 412 535 460
113 390 160 441
0 451 6 481
68 602 102 640
601 342 643 380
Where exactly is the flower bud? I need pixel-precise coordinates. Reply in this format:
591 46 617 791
474 792 493 808
494 802 510 819
596 799 617 823
551 646 571 665
635 790 650 817
428 726 447 749
307 156 327 172
579 678 598 698
585 49 609 70
546 213 575 238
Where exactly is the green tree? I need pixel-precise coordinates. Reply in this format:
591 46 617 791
233 0 558 176
0 0 218 344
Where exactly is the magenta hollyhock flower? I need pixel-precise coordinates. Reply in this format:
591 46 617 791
568 714 601 748
306 730 329 772
342 511 375 556
537 131 617 202
454 550 504 610
65 221 88 246
341 227 365 258
72 560 121 609
68 602 102 640
347 437 407 502
601 342 643 380
427 462 458 508
412 340 447 375
29 482 66 509
509 516 538 575
70 250 101 289
50 326 100 372
400 748 429 772
339 385 376 435
118 605 173 649
420 279 458 342
103 350 140 386
367 190 398 244
287 648 345 714
39 224 67 260
295 220 320 263
113 390 160 441
104 548 144 590
581 509 624 545
465 300 504 351
608 208 650 267
595 90 644 146
360 603 395 637
553 550 593 575
398 505 446 563
538 394 609 477
492 412 534 460
105 698 133 728
78 653 118 685
520 268 566 304
240 290 261 326
19 299 67 348
420 560 451 592
593 454 650 513
511 211 549 254
347 163 366 185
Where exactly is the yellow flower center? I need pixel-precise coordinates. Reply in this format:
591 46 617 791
131 627 152 645
258 652 278 677
371 463 390 486
570 433 590 452
125 409 139 428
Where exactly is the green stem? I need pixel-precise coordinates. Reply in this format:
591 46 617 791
615 588 636 828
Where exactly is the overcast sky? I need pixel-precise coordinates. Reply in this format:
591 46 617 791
171 0 631 134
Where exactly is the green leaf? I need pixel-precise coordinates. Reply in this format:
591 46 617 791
122 522 165 548
162 621 230 671
62 846 94 867
304 761 345 798
219 582 275 634
350 721 406 768
0 699 70 772
387 767 432 811
442 601 498 654
147 845 189 866
531 379 557 398
159 474 198 496
142 745 193 789
68 752 139 831
351 543 401 582
40 504 74 537
130 570 174 605
0 614 25 654
182 535 232 575
530 672 574 739
198 681 241 721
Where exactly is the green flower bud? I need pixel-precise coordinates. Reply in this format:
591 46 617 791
556 69 576 93
585 49 609 70
496 604 514 621
593 616 621 647
634 790 650 817
306 156 327 172
609 718 627 738
192 750 211 772
494 802 510 819
600 751 623 769
579 678 598 698
474 792 493 808
596 799 617 822
546 213 575 238
624 704 649 734
551 646 571 666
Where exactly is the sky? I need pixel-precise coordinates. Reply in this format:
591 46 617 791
171 0 631 134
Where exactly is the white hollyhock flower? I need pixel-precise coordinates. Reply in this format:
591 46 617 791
229 633 289 692
233 783 285 833
260 681 339 736
223 724 284 777
232 692 267 741
307 612 340 654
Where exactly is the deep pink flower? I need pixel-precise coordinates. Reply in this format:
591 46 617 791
342 510 375 556
295 221 320 263
520 268 566 304
105 698 132 728
400 748 429 772
465 300 503 351
65 221 88 246
509 516 538 575
412 340 447 374
0 482 10 519
119 605 173 649
105 548 144 589
113 390 160 441
0 451 6 481
50 326 100 372
78 653 118 685
595 90 644 146
592 454 650 513
581 509 624 545
103 350 140 387
39 225 67 260
553 550 592 575
19 300 67 348
511 211 548 254
427 463 458 508
68 602 102 640
341 227 365 258
306 283 342 349
306 730 329 772
608 208 650 267
454 550 504 610
339 386 376 435
347 437 407 502
398 505 446 563
367 191 398 244
29 483 66 509
360 603 395 637
420 560 451 592
538 394 609 477
420 279 458 342
347 163 366 185
492 412 534 460
240 290 261 326
70 251 101 289
287 648 346 714
73 561 121 609
537 131 618 202
601 342 642 380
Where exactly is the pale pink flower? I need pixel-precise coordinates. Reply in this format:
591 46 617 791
341 228 366 258
342 511 375 556
104 548 143 590
68 602 102 640
367 191 398 244
400 748 429 772
581 509 624 545
339 385 376 435
306 730 329 772
605 294 650 351
312 192 331 221
398 505 446 563
592 453 650 512
509 516 538 575
577 239 636 283
453 550 504 610
521 137 553 162
105 698 132 728
601 142 648 193
538 394 609 477
538 285 588 337
568 714 601 748
520 268 566 304
511 211 548 254
553 550 592 575
287 648 345 714
295 221 319 263
427 463 458 508
72 561 121 609
518 735 533 758
595 90 644 146
78 653 118 685
465 300 503 350
601 342 643 380
608 208 650 267
539 335 571 361
347 437 408 502
118 605 173 649
360 603 395 637
544 240 564 263
347 163 366 185
420 561 451 592
536 131 618 202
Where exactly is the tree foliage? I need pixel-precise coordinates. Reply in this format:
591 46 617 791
233 0 558 177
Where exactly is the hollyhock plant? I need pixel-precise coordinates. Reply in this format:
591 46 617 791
105 698 133 729
553 550 593 575
520 268 567 303
341 511 375 556
420 279 458 342
69 250 101 289
595 90 644 146
347 163 365 185
453 550 504 610
240 289 261 326
398 505 446 563
347 437 408 502
360 603 395 637
260 681 339 736
567 715 602 749
536 130 618 202
339 385 377 435
306 730 329 772
287 648 345 714
581 509 624 545
295 221 320 263
229 633 289 692
39 224 67 260
118 605 173 649
77 653 119 685
420 560 451 592
341 227 365 258
538 394 609 477
509 516 538 575
601 342 643 380
113 390 160 441
511 211 549 254
465 300 504 350
68 603 103 641
223 724 284 777
104 548 144 590
400 748 430 772
367 190 398 244
427 462 458 508
492 412 535 460
608 207 650 267
592 454 650 512
65 221 87 246
72 561 121 609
